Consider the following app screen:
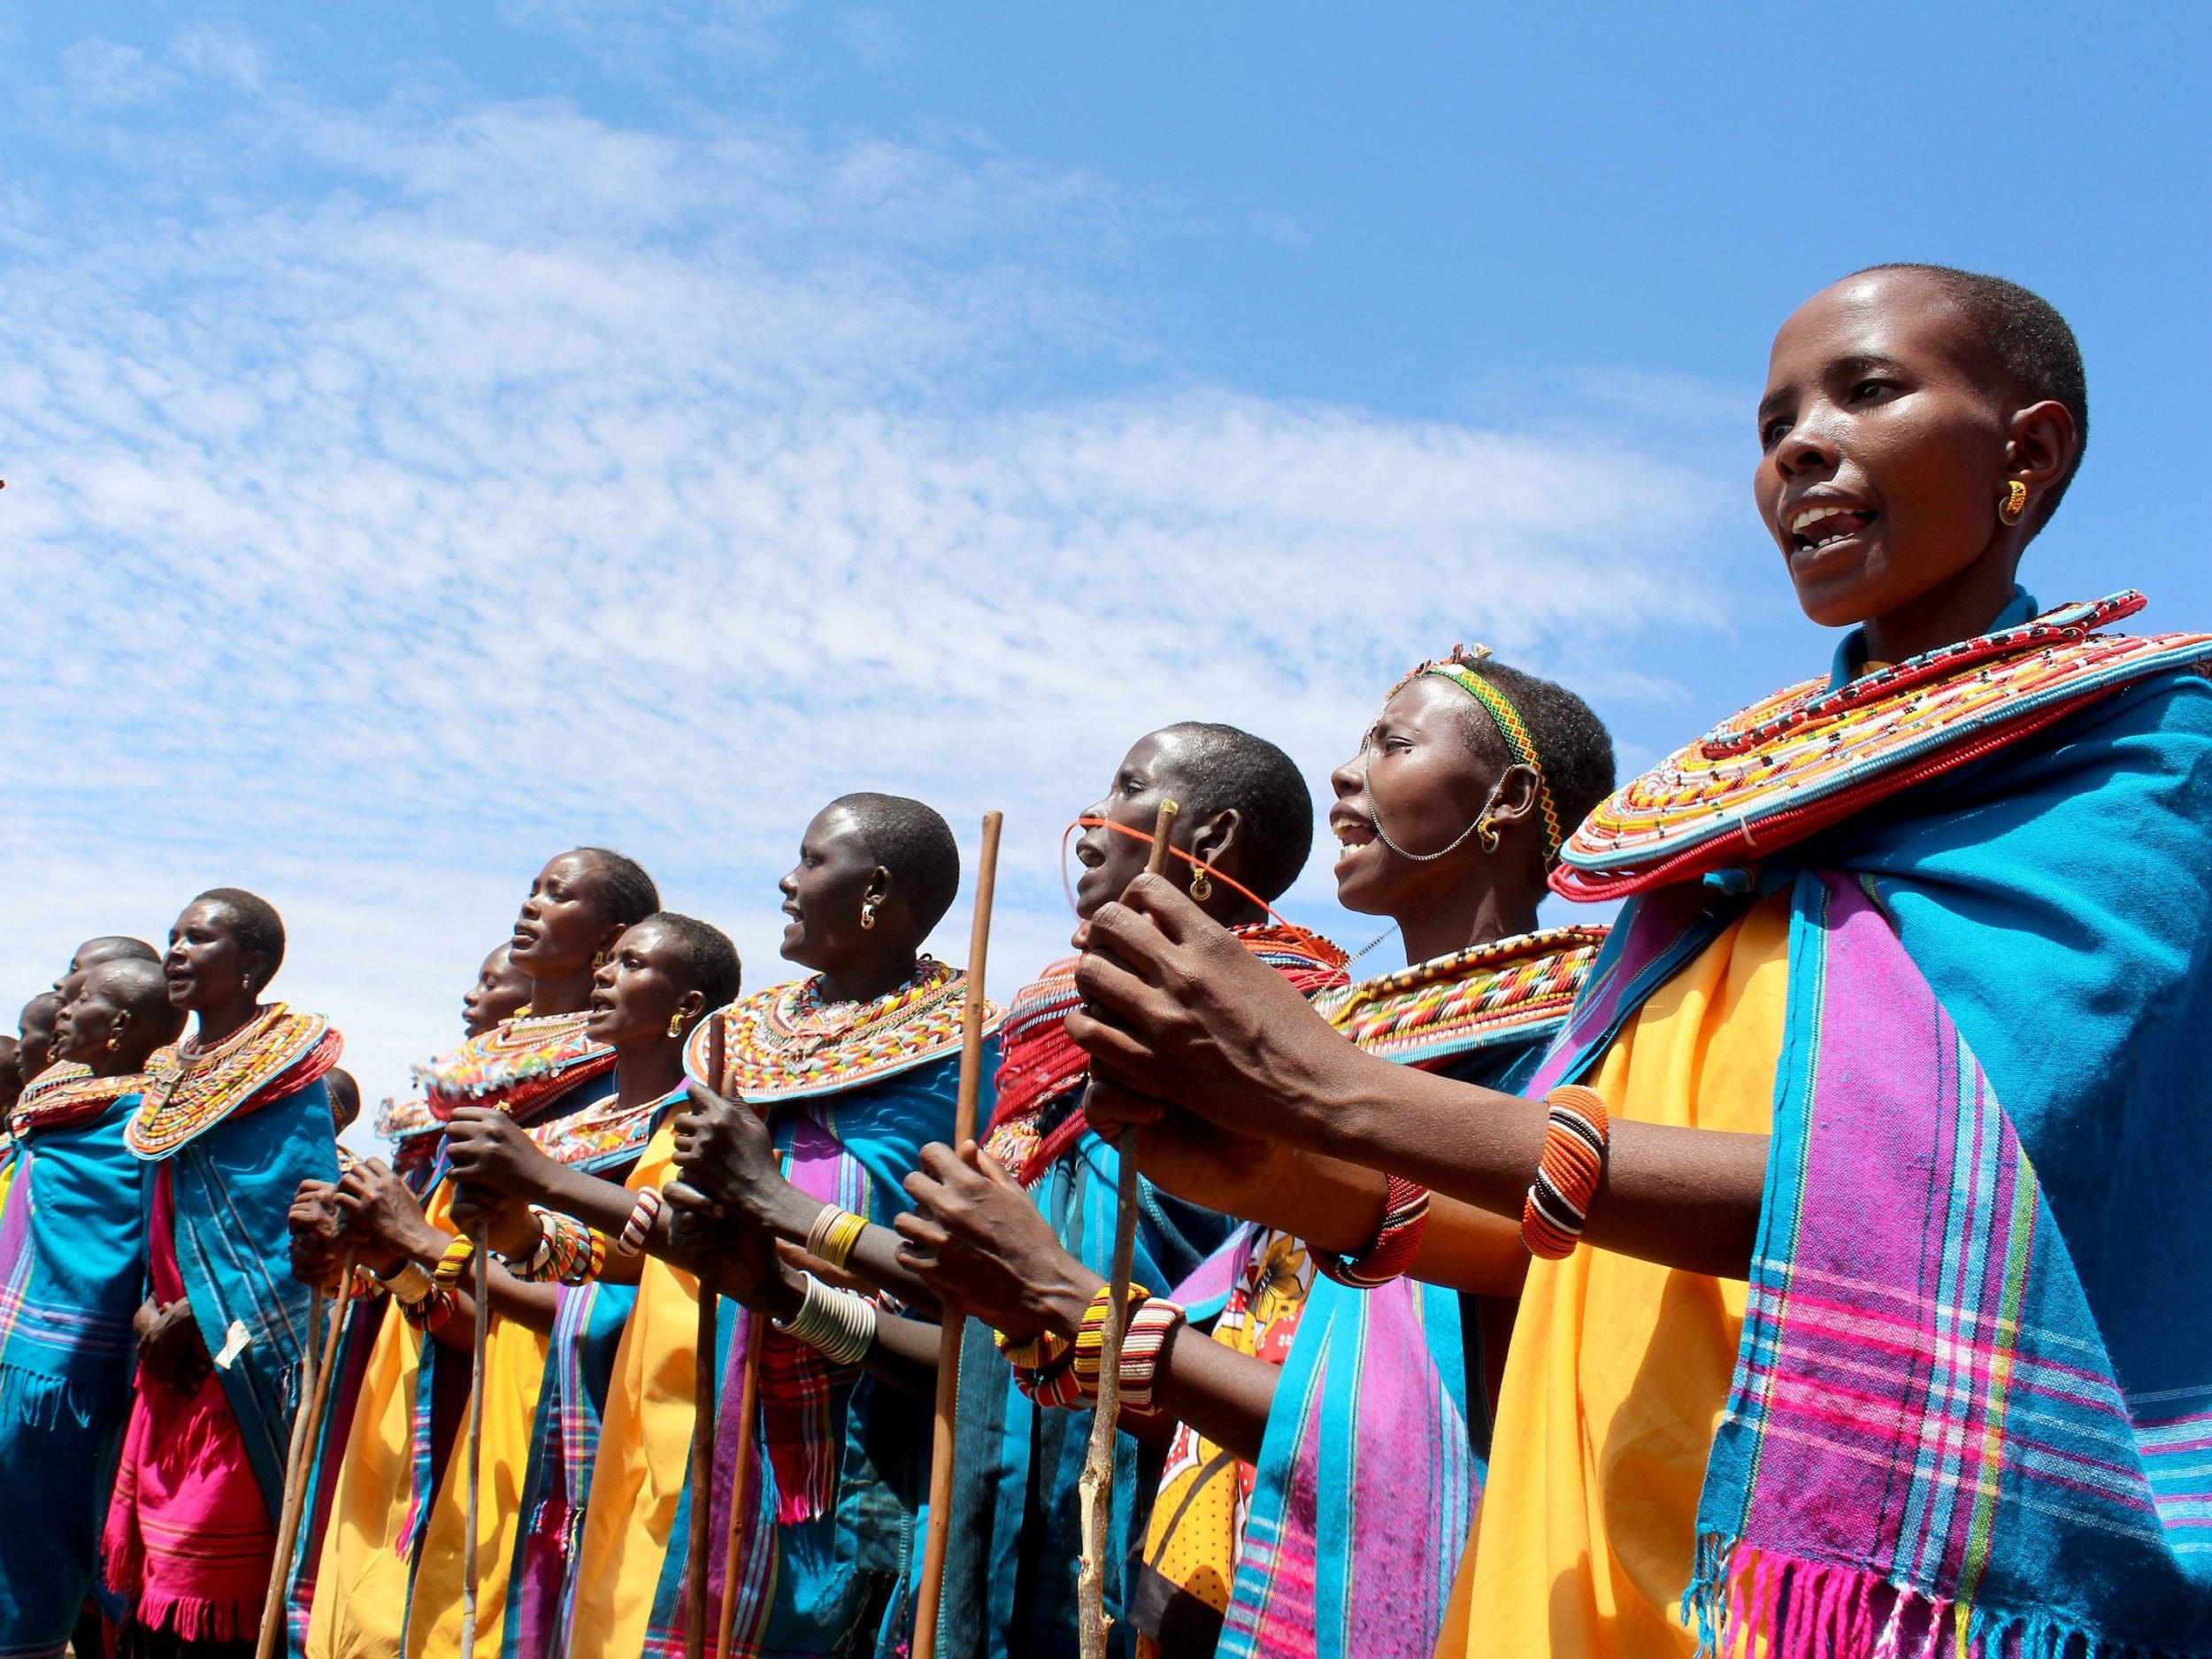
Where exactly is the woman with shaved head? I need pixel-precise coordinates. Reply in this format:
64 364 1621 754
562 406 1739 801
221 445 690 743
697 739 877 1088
0 958 184 1653
102 888 342 1658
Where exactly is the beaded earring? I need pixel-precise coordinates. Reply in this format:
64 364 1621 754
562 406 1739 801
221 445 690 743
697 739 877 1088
2000 479 2029 525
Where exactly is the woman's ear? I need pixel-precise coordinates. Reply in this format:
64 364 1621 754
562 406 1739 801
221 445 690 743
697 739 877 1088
674 987 706 1026
2004 398 2079 522
242 950 272 995
1485 764 1541 831
1187 807 1243 884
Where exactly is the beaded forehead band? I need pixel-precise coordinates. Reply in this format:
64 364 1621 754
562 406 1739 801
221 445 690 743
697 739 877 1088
1387 645 1567 863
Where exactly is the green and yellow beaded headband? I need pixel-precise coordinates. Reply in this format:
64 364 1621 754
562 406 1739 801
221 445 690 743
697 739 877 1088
1390 646 1566 862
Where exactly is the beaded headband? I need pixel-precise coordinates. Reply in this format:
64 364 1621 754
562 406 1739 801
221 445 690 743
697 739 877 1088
1389 647 1566 862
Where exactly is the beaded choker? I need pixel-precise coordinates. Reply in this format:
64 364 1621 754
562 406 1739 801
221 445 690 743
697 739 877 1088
1311 925 1608 1071
416 1010 618 1122
12 1063 138 1137
685 956 1002 1104
1556 591 2212 902
128 1003 342 1158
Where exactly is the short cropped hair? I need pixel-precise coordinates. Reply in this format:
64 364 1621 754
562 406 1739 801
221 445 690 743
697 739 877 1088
648 912 742 1010
78 936 159 967
1436 657 1617 864
1858 263 2089 526
574 849 662 932
1160 723 1315 902
828 795 963 933
96 958 188 1045
194 887 287 985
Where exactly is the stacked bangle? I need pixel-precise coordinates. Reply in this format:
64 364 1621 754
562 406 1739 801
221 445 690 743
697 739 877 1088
1315 1175 1431 1288
1115 1298 1187 1413
402 1288 457 1332
378 1260 435 1306
617 1187 665 1257
1521 1085 1609 1259
772 1271 879 1365
1010 1346 1087 1409
994 1325 1073 1373
804 1204 869 1273
430 1236 477 1288
507 1209 606 1286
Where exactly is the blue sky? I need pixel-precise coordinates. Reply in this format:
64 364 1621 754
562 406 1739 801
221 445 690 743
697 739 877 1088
4 2 2206 1128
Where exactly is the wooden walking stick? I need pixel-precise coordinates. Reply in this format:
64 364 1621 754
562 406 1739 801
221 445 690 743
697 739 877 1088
711 1014 768 1659
1076 799 1177 1659
910 810 1005 1659
687 1015 726 1659
254 1252 355 1659
459 1225 491 1659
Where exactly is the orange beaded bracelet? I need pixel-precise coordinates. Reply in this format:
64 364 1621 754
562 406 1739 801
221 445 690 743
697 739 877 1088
1521 1085 1609 1259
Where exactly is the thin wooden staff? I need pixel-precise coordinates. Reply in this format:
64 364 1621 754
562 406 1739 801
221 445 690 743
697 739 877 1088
711 1013 766 1659
254 1251 354 1659
1076 798 1177 1659
687 1015 726 1659
459 1224 491 1659
910 810 1005 1659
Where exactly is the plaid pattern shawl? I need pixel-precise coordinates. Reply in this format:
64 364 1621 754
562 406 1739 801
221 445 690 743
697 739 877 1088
1514 650 2212 1656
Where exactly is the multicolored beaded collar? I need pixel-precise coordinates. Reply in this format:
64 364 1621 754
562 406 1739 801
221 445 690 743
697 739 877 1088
1555 591 2212 902
686 956 1002 1105
1311 925 1608 1071
416 1010 619 1123
529 1083 678 1171
11 1061 137 1137
127 1003 342 1158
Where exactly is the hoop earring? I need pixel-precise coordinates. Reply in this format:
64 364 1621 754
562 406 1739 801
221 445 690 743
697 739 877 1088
667 1013 686 1038
106 1033 122 1053
1476 815 1501 854
593 949 608 971
2000 479 2028 525
860 901 877 931
1189 861 1215 902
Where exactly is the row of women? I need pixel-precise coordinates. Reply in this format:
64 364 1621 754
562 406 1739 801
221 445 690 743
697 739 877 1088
4 260 2209 1659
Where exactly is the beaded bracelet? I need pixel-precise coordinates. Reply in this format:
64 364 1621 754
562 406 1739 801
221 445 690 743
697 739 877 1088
804 1204 869 1274
1521 1085 1609 1259
507 1209 606 1285
1071 1282 1153 1395
1010 1348 1087 1409
617 1187 664 1258
1314 1174 1432 1288
402 1288 457 1332
430 1236 477 1289
772 1271 879 1366
994 1325 1073 1373
1114 1298 1187 1413
378 1259 436 1307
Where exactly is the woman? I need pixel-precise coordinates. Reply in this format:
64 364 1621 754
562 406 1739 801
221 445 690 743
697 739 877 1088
103 888 343 1656
0 958 185 1655
306 849 658 1659
903 664 1615 1658
433 909 740 1659
545 793 985 1659
1066 266 2212 1655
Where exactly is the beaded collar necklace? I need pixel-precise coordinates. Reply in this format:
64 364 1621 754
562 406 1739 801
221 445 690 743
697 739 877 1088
417 1010 619 1122
11 1061 138 1137
1556 591 2212 902
1312 924 1608 1070
127 1002 339 1158
685 955 1002 1104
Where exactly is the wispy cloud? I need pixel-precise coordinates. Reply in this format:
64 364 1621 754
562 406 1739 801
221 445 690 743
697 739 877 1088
0 25 1741 1124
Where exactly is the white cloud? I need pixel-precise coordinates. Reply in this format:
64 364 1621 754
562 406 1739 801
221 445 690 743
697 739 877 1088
0 31 1740 1118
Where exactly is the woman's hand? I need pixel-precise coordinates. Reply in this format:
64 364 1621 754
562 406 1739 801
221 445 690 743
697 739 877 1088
288 1179 345 1291
444 1107 562 1202
334 1157 447 1272
1081 1089 1302 1225
664 1180 795 1313
449 1184 541 1260
895 1141 1099 1341
1066 875 1380 1154
671 1085 812 1238
134 1296 211 1396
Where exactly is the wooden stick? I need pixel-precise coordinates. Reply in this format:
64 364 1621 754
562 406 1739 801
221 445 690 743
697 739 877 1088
711 1009 765 1659
459 1226 490 1659
254 1255 352 1659
1077 799 1177 1659
687 1015 727 1659
910 810 1005 1659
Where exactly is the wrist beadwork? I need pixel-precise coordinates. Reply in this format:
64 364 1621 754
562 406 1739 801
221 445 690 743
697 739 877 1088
1316 1175 1431 1287
1521 1085 1609 1259
617 1187 664 1258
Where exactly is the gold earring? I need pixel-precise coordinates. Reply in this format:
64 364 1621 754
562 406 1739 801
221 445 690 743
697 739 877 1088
106 1033 122 1053
667 1013 685 1038
1476 815 1501 854
861 901 877 931
1188 862 1214 902
593 949 608 970
2000 479 2028 525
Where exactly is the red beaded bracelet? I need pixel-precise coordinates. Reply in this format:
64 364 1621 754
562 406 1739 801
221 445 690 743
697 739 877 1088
1316 1174 1431 1287
1521 1085 1609 1259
